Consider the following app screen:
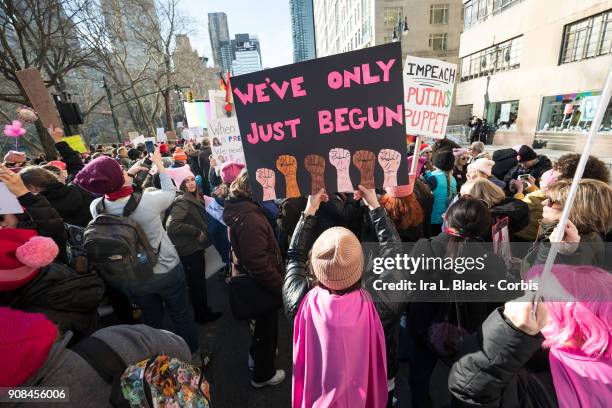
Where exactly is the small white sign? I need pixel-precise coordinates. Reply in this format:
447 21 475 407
403 56 457 139
156 127 167 142
0 183 24 215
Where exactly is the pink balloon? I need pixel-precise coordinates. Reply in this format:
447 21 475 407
17 128 26 136
3 123 25 137
11 120 22 128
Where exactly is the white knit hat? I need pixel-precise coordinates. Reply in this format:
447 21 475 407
467 158 495 177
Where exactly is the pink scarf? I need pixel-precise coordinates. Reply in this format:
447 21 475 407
292 286 387 408
550 347 612 407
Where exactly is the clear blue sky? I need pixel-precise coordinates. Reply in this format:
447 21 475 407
180 0 294 69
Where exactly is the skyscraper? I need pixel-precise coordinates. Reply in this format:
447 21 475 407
231 33 263 76
208 12 231 71
290 0 316 62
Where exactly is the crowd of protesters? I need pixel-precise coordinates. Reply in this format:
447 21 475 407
1 125 611 408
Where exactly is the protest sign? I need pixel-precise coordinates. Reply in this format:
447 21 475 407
0 183 23 215
15 68 62 130
165 130 177 141
61 135 87 153
231 42 408 200
403 56 457 138
156 127 167 142
131 135 145 145
207 90 246 166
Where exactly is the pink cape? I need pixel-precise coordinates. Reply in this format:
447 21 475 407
292 286 387 408
550 347 612 407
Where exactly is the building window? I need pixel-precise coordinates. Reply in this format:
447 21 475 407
430 4 449 25
537 91 612 133
460 36 522 81
560 10 612 64
464 0 523 29
429 33 448 51
487 100 519 130
384 7 403 28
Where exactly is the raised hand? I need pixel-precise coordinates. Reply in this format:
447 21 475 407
378 149 401 187
304 154 326 194
352 150 376 189
46 125 64 143
329 148 353 192
256 168 277 201
276 154 301 198
304 188 329 216
354 184 380 210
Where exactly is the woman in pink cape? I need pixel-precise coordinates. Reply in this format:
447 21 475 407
282 186 397 407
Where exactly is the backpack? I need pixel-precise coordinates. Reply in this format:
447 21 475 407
72 336 212 408
84 192 158 284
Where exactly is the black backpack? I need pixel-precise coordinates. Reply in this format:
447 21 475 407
84 192 158 284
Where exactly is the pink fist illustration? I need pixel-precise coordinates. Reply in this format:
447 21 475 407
378 149 401 187
256 168 277 201
329 148 353 192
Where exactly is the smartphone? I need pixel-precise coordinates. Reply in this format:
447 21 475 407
145 140 155 154
518 174 530 181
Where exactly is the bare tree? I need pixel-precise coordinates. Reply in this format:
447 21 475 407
0 0 98 157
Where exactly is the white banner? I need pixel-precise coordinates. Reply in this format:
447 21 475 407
207 89 245 165
403 56 457 138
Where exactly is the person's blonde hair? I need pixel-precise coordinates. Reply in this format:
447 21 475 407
546 178 612 235
229 168 251 199
460 178 505 207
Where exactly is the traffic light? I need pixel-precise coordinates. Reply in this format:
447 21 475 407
186 89 194 102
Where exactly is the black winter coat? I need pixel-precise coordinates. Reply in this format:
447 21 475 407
283 207 405 382
17 192 68 264
0 263 105 343
449 307 558 407
504 155 553 189
55 141 85 182
489 198 530 240
166 192 210 257
224 197 284 294
41 182 94 227
492 148 518 181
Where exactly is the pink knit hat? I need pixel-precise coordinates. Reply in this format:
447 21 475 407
47 160 66 170
221 162 245 184
3 150 26 164
407 155 427 175
0 307 58 387
386 173 418 198
0 229 58 292
166 165 195 189
467 158 495 177
453 148 468 158
311 227 363 291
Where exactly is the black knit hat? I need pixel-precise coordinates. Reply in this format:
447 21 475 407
433 149 455 171
517 145 537 163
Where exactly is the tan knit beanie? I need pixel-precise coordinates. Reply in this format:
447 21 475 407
311 227 364 291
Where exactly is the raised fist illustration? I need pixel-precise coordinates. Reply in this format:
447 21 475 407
352 150 376 189
256 168 277 201
378 149 401 187
329 148 353 192
305 154 326 194
276 154 301 198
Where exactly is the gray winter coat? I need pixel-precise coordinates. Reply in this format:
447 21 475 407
14 325 191 408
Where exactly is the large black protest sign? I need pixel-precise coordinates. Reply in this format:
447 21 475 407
231 42 408 201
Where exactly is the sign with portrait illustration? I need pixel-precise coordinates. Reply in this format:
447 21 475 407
231 42 409 201
207 90 246 166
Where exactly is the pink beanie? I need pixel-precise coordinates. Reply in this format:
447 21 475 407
453 148 468 158
166 165 195 189
0 307 58 387
407 155 427 175
221 162 245 184
386 173 418 197
74 156 125 195
540 169 559 190
3 150 26 164
467 158 495 177
311 227 363 291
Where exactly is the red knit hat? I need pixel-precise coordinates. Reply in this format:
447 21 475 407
0 229 59 292
0 307 57 387
159 143 169 154
47 160 66 170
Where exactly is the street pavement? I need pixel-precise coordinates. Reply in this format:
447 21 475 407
200 272 452 408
